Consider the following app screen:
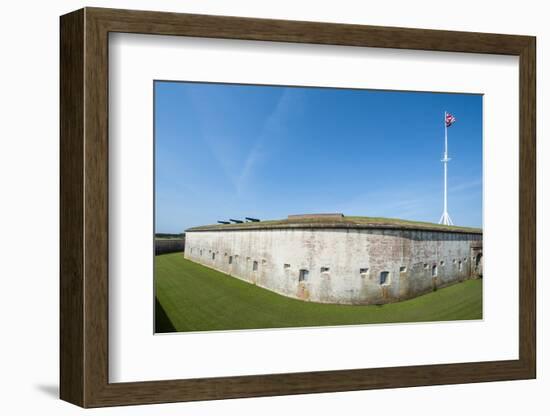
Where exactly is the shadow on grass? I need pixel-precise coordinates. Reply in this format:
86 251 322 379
155 297 177 333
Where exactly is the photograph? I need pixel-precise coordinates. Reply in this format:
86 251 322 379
49 4 537 410
153 80 483 333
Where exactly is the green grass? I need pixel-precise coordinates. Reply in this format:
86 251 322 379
155 253 483 333
187 215 481 233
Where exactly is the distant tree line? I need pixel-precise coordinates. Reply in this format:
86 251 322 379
155 232 185 239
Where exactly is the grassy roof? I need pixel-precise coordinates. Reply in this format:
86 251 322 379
186 215 482 234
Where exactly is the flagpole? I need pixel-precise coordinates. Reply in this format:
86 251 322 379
444 111 447 217
440 111 453 226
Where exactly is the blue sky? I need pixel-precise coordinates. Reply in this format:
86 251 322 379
155 81 482 233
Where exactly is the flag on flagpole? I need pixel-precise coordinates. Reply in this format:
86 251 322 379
445 112 456 127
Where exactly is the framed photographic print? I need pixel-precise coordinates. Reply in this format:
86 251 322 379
60 7 536 408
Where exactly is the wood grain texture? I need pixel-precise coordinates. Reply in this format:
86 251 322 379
59 8 84 407
59 7 537 408
518 38 536 375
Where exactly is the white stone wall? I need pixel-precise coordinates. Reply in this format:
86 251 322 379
184 228 482 305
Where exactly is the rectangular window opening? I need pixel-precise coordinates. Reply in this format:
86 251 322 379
380 271 390 285
298 269 309 282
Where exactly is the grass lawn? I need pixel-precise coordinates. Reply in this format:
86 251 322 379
188 215 481 233
155 253 483 333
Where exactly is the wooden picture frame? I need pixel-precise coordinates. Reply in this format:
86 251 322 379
60 7 536 408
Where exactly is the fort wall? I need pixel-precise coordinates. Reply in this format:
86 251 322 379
184 227 482 305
